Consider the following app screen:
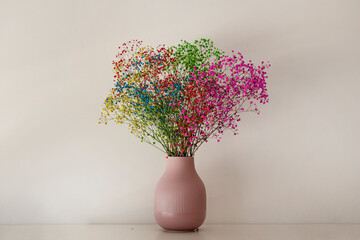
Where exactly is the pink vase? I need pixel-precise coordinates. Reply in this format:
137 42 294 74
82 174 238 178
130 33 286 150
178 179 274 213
154 156 206 231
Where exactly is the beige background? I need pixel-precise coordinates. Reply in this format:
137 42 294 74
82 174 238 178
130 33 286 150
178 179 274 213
1 0 360 224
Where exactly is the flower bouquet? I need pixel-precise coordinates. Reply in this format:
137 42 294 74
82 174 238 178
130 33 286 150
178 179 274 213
99 39 270 156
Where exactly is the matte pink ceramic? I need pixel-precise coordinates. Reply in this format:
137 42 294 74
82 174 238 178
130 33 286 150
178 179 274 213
155 156 206 231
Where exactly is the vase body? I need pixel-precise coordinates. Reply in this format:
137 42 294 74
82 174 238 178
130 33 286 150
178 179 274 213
155 156 206 231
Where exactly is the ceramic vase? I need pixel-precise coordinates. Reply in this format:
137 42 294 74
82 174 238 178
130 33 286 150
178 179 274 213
154 156 206 231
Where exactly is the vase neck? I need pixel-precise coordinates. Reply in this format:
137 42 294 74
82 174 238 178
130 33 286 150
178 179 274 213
165 157 195 173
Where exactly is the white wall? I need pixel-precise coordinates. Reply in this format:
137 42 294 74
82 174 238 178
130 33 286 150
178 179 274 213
1 0 359 224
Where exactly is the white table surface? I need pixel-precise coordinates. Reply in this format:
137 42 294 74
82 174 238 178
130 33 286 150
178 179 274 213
1 224 360 240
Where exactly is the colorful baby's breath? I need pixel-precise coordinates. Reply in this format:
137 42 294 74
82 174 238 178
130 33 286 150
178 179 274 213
99 39 270 157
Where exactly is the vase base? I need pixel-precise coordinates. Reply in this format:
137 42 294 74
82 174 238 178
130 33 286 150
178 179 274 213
162 228 200 232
